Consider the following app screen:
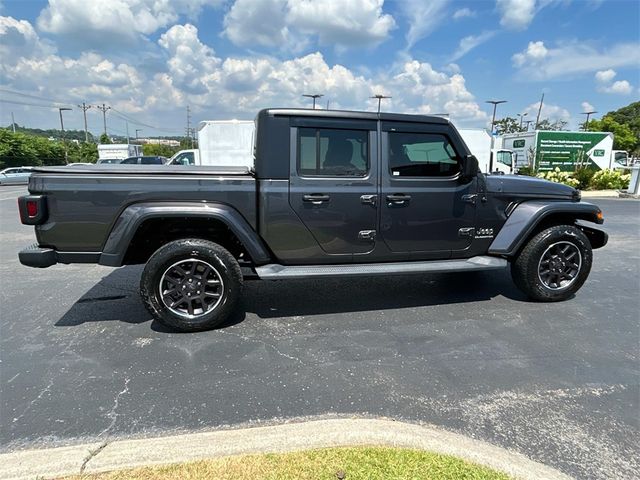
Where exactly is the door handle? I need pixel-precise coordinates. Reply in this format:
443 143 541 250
386 194 411 205
303 194 330 205
360 194 377 206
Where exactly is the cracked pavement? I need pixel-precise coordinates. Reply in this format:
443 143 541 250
1 186 639 479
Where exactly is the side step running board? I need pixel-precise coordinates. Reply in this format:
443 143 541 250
256 256 507 280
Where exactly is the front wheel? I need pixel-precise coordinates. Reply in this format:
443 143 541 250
511 225 592 302
140 239 243 332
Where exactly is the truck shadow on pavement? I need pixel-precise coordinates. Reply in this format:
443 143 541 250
55 265 530 331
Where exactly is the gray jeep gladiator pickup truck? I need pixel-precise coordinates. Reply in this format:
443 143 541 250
18 108 608 331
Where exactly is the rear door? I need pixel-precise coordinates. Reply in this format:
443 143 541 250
288 118 378 257
380 122 477 259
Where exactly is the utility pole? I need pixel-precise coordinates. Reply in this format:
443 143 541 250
125 120 130 143
370 94 391 113
136 129 142 142
302 94 323 109
95 103 111 135
534 93 544 130
186 105 193 148
581 111 597 131
58 107 72 163
11 112 16 132
78 102 91 142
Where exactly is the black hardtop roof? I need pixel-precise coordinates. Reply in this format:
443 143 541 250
258 108 450 125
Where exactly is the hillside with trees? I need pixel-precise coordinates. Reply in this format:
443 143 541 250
586 101 640 155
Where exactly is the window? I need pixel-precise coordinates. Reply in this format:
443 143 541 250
388 132 461 177
496 151 513 166
121 157 139 164
172 152 195 165
141 156 163 165
298 128 369 176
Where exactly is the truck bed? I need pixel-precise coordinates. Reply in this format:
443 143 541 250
28 166 257 253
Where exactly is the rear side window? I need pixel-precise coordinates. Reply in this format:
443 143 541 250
388 132 461 177
121 157 139 164
298 128 369 177
142 157 162 164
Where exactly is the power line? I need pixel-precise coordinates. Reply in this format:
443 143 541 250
0 88 73 106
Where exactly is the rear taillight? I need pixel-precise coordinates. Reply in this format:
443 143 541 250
18 195 47 225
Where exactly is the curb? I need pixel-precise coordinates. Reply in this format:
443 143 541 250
580 190 620 198
1 418 571 480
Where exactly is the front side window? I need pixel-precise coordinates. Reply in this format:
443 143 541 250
173 152 195 165
298 127 369 176
388 132 461 177
496 151 513 166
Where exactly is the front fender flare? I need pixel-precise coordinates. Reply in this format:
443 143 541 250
488 200 605 256
99 202 271 267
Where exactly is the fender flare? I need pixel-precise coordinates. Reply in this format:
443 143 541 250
98 202 271 267
488 200 605 256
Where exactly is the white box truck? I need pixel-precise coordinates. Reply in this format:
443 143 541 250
499 130 628 172
97 144 142 162
458 128 515 174
169 120 254 167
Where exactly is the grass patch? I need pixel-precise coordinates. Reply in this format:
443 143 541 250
67 446 511 480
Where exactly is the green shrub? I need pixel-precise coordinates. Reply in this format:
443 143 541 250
537 167 580 188
589 169 631 190
573 167 597 190
517 166 536 176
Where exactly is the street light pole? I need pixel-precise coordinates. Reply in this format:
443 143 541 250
581 111 597 131
58 107 72 164
136 129 142 141
485 100 506 172
370 94 391 113
517 112 528 129
302 94 323 109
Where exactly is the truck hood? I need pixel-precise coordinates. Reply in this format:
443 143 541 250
485 174 578 199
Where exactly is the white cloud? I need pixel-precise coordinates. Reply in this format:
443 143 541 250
36 0 222 47
512 40 548 67
600 80 633 95
496 0 536 30
594 69 616 83
0 15 54 62
223 0 395 50
496 0 564 31
581 101 595 113
2 17 490 134
512 41 640 80
450 31 496 61
453 7 475 19
400 0 450 49
523 101 571 123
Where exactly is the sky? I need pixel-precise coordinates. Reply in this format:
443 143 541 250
0 0 639 138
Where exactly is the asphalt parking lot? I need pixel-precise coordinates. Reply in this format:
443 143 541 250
0 185 638 479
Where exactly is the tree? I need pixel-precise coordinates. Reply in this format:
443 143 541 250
0 130 39 168
494 116 526 134
99 133 112 144
536 119 568 131
586 116 638 152
143 143 180 158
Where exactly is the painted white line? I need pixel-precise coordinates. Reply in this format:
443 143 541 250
0 417 571 480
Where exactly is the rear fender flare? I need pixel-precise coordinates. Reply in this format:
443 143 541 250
488 200 605 256
99 202 271 267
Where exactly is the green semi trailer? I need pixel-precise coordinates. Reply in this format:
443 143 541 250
499 130 628 172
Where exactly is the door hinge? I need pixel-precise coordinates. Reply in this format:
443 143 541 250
462 194 477 205
358 230 376 241
360 194 377 206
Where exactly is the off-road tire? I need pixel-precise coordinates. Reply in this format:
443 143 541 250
140 239 242 332
511 224 592 302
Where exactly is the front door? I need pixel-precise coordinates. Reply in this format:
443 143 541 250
380 123 477 259
289 120 378 257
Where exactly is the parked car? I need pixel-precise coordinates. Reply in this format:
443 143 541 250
121 156 168 165
0 167 33 185
18 108 607 332
97 158 121 165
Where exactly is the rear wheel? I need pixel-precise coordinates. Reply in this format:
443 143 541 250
511 225 592 302
140 239 242 331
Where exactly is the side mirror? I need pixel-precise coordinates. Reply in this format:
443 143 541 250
462 155 479 181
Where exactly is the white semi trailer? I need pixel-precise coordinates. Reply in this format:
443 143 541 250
498 130 628 172
169 120 254 167
458 128 514 174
